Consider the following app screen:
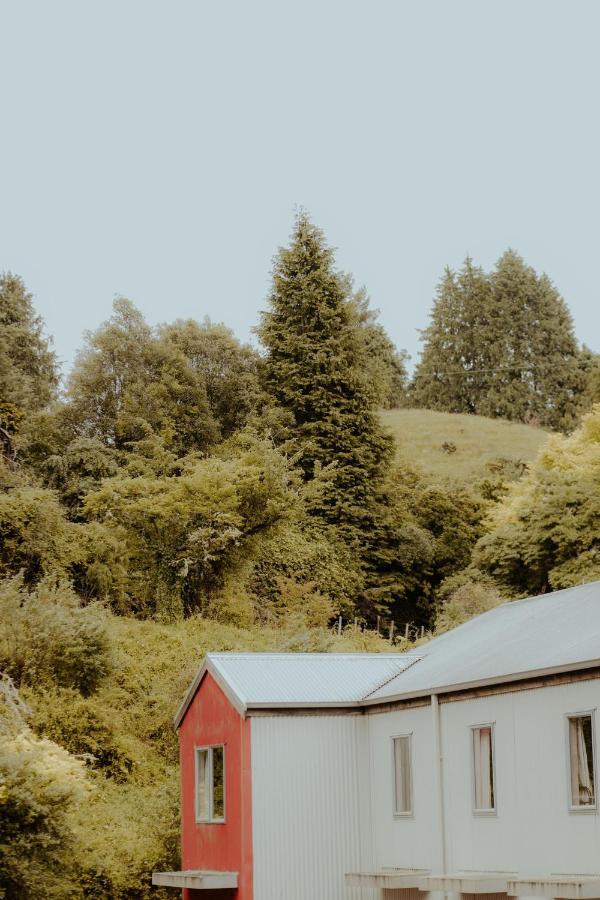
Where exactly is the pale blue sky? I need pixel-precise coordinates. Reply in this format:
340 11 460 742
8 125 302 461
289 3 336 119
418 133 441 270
1 0 598 375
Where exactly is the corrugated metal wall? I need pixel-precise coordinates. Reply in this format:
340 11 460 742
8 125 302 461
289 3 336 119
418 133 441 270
251 714 376 900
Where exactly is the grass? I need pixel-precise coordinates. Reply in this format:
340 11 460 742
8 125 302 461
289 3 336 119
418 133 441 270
380 407 549 486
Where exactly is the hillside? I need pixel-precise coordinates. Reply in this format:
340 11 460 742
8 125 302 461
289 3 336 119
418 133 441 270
381 408 549 486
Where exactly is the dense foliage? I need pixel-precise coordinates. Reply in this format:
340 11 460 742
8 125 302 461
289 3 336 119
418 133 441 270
474 405 600 594
410 252 586 430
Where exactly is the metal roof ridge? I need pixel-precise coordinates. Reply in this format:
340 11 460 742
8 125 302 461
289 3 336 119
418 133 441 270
360 654 424 701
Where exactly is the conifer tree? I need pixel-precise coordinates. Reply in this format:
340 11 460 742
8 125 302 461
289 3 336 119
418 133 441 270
0 273 58 426
410 258 490 414
257 213 394 531
410 251 583 430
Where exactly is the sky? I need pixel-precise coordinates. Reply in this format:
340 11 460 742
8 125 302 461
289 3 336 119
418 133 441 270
1 0 599 376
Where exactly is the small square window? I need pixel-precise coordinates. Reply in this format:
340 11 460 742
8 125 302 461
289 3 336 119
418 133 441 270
568 714 596 810
472 724 495 813
195 745 225 823
393 735 413 815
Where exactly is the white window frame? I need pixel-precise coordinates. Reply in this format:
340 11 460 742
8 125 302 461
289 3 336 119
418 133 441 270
195 744 226 824
565 709 597 814
391 733 414 818
471 722 497 816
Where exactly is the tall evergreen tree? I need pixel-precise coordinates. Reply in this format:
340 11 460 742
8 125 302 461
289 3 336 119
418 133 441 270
0 273 58 431
410 258 490 414
410 251 584 430
256 213 394 531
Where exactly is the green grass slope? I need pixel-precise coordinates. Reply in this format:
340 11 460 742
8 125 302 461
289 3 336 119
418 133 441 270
381 408 548 485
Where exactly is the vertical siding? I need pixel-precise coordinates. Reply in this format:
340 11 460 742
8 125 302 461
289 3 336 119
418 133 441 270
440 679 600 875
251 714 376 900
367 677 600 880
368 705 438 871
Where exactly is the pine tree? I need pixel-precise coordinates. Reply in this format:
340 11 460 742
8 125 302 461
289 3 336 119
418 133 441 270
410 259 490 413
0 273 58 421
410 251 584 430
256 213 394 531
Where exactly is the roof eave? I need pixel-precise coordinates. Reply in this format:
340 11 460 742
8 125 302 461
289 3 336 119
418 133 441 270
173 657 247 729
360 657 600 707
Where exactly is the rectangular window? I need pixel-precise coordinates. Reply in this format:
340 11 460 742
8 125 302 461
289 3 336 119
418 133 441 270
393 735 413 815
472 725 495 813
195 745 225 823
568 714 596 809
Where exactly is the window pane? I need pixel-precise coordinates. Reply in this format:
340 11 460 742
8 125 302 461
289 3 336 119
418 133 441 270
569 716 595 807
212 746 225 819
197 749 209 820
393 736 412 814
473 726 495 811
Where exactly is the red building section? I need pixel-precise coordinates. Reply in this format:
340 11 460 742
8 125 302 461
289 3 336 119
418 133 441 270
178 672 253 899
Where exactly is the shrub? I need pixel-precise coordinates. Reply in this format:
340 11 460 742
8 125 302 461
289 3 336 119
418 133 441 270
0 576 110 695
0 676 89 899
435 578 504 634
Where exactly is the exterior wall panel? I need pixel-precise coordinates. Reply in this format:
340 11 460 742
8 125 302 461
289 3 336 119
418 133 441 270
251 714 376 900
368 705 438 872
367 675 600 880
440 678 600 876
179 672 253 900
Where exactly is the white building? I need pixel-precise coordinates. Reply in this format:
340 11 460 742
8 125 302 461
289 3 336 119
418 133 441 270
154 580 600 900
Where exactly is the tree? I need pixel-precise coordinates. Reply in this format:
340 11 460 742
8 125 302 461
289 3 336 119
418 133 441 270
410 259 490 414
474 404 600 595
159 318 263 439
83 432 306 618
410 251 584 430
256 212 394 532
350 287 408 408
64 299 219 456
0 274 59 463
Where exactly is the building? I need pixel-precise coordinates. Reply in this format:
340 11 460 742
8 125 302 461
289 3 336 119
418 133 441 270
153 580 600 900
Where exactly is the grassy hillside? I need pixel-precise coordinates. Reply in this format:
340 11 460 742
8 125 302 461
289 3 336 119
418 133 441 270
381 408 548 485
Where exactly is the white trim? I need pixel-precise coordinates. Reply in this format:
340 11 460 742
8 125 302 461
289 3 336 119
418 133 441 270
194 744 226 824
565 708 597 814
391 732 414 817
471 722 497 816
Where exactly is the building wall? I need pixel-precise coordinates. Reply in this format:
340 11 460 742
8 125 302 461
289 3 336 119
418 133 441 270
179 673 253 900
440 677 600 875
250 713 377 900
366 676 600 878
367 703 439 872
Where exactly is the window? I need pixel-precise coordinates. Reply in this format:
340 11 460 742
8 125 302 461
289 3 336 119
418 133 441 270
393 735 413 815
195 745 225 823
568 714 596 810
472 725 495 813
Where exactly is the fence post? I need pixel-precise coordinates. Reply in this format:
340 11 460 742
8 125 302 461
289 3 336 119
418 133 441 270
404 623 409 640
337 616 342 636
389 621 395 644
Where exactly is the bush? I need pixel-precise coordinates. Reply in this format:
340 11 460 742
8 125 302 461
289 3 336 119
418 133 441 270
0 576 110 695
435 578 504 634
0 676 89 899
475 405 600 594
26 687 136 783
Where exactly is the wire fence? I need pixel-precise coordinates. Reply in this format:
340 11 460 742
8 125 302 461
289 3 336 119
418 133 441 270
332 615 428 644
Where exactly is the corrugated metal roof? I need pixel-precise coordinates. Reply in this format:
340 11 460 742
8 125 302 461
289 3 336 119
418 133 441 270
175 580 600 725
366 580 600 703
208 652 421 708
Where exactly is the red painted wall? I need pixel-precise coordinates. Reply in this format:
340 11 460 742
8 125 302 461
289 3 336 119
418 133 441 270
179 672 253 900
